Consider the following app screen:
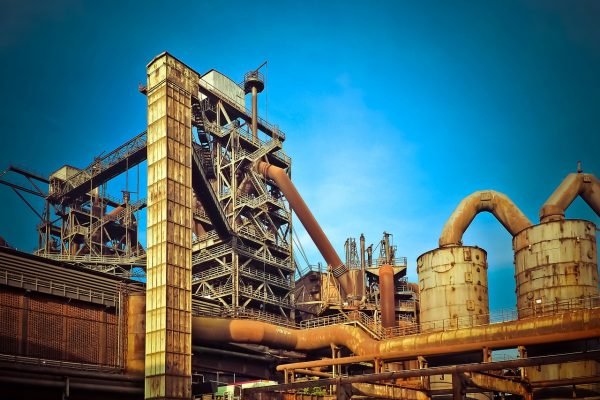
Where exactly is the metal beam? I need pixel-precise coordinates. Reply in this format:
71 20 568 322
191 143 231 239
0 179 45 196
8 165 49 183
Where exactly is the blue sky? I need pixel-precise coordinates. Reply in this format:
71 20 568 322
0 0 598 311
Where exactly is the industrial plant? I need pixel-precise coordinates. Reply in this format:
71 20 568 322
0 53 598 400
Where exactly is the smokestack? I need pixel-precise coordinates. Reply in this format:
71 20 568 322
243 68 265 142
379 264 395 329
360 234 366 300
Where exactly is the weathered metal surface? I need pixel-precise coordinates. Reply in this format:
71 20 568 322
465 372 531 398
0 285 120 367
540 172 600 222
351 382 424 399
513 219 598 318
193 306 600 370
417 246 489 331
191 316 378 355
145 52 196 400
249 350 600 394
126 292 145 376
199 70 245 110
379 265 395 328
513 218 599 392
439 190 532 247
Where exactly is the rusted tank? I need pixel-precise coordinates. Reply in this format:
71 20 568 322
513 219 598 318
417 246 489 331
417 246 490 398
513 219 599 389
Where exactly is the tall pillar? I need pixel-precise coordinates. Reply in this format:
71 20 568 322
145 53 197 400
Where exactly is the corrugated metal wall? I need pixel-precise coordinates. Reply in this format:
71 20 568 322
0 286 122 367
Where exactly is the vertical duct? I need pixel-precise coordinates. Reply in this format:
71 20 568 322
360 234 366 301
379 265 395 329
145 53 195 400
243 70 265 142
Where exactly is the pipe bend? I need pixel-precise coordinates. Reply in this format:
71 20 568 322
439 190 532 247
192 316 378 356
540 173 600 223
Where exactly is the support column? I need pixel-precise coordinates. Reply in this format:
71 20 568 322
145 53 197 400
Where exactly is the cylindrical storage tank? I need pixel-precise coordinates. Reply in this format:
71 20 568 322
513 219 599 393
417 246 491 400
513 219 598 318
417 246 489 332
126 292 146 376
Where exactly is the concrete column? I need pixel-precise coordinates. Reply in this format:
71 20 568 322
145 53 197 400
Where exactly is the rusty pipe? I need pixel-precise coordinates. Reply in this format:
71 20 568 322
252 351 600 395
540 172 600 223
255 161 352 298
439 190 532 247
192 317 378 356
192 307 600 366
379 264 395 329
360 234 366 301
251 86 258 141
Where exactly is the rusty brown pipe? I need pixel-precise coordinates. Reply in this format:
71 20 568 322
192 307 600 363
439 190 532 247
360 234 366 302
191 317 378 356
255 161 353 298
379 264 395 329
251 86 258 141
540 172 600 223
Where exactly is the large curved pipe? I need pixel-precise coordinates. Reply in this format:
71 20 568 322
439 190 532 247
192 307 600 361
540 172 600 223
255 161 353 298
192 317 378 355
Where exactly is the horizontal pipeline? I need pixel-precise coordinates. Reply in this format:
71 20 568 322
246 350 600 393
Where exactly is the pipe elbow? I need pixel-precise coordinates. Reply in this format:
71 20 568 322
540 173 600 223
439 190 532 247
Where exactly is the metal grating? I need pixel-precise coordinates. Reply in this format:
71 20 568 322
0 286 121 367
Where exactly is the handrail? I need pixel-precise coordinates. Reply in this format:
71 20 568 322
373 257 408 268
198 78 285 141
40 253 146 266
49 131 147 199
0 268 119 307
192 263 233 283
192 294 600 342
0 353 121 372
